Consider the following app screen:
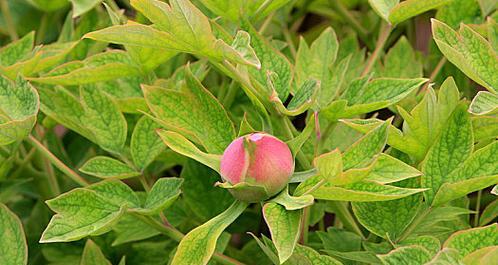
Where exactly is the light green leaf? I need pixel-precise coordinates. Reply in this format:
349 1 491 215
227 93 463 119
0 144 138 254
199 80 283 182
0 76 39 145
381 36 423 78
342 121 388 170
263 203 302 264
468 91 498 115
80 239 112 265
323 78 427 119
131 116 166 170
29 51 141 85
399 235 441 256
0 203 27 265
295 27 338 103
285 244 342 265
364 154 422 184
389 0 452 25
286 114 315 157
314 149 342 181
0 32 34 67
80 156 140 179
478 0 497 17
433 175 498 207
271 79 319 116
70 0 102 17
421 103 474 204
432 19 498 93
378 245 432 265
157 130 221 172
271 187 314 210
40 180 140 243
134 177 183 215
221 30 261 69
242 19 292 100
368 0 399 21
427 248 464 265
171 200 248 265
80 84 127 153
472 116 498 142
443 224 498 258
144 68 235 154
312 181 426 202
463 246 498 265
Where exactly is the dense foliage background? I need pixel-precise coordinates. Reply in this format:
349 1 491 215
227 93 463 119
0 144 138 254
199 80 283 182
0 0 497 264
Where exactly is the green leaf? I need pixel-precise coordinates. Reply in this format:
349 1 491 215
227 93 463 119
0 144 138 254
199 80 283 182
171 200 248 265
368 0 399 21
80 239 112 265
295 27 339 106
271 187 314 210
364 154 422 184
472 116 498 142
80 84 127 153
242 19 292 101
312 180 426 202
427 248 463 265
378 245 432 265
286 114 315 157
399 235 441 256
80 156 140 179
131 116 166 170
381 36 423 78
112 214 160 246
432 141 498 206
40 180 140 243
143 68 235 154
443 223 498 258
389 0 453 25
314 149 342 181
222 30 261 69
263 203 302 264
0 76 39 145
70 0 102 17
272 79 319 116
285 244 342 265
181 160 234 222
0 32 34 67
352 179 422 240
29 51 141 85
421 103 474 204
323 78 427 119
157 130 221 172
432 19 498 93
480 199 498 225
469 91 498 115
342 121 388 170
133 177 183 215
0 203 27 265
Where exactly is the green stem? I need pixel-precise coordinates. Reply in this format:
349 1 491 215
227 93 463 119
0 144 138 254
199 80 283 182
132 214 245 265
299 207 310 244
0 0 17 40
361 22 392 77
474 190 482 227
27 135 89 187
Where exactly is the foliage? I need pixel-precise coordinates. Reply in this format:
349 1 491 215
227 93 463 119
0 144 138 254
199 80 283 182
0 0 496 264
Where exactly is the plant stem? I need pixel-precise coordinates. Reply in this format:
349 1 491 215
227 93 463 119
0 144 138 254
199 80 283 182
419 57 446 94
133 214 245 265
361 22 392 77
299 207 310 244
0 0 17 40
27 135 89 187
474 190 482 227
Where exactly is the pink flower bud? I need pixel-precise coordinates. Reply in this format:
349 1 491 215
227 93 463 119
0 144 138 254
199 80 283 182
220 133 294 202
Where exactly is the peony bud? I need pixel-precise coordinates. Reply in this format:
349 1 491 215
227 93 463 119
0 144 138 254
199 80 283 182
219 133 294 202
